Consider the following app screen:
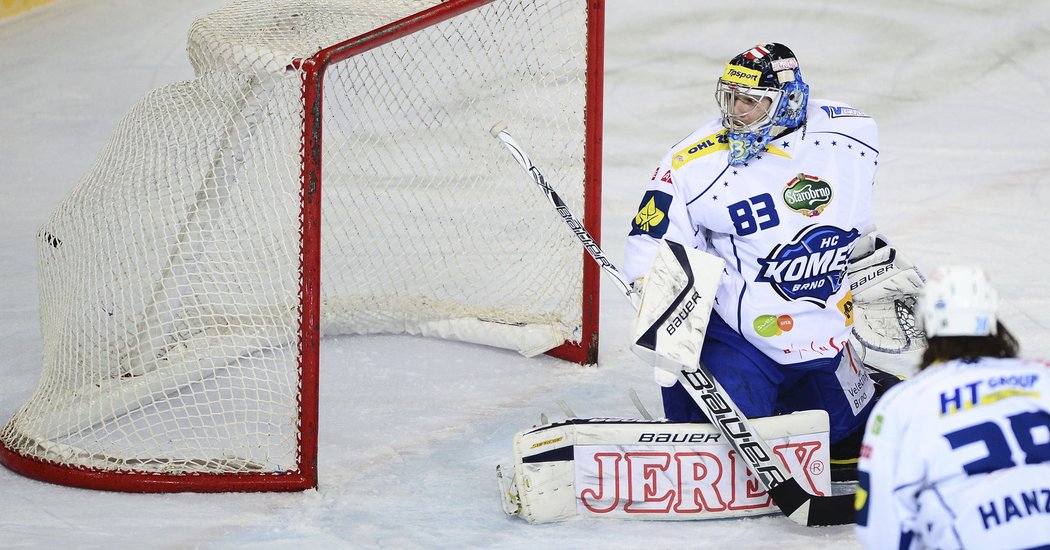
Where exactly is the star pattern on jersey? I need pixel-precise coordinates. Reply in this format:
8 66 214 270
707 164 749 203
806 134 878 166
699 130 878 205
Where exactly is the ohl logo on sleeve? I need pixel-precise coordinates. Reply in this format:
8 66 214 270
672 131 730 169
630 190 672 238
756 225 860 307
783 174 833 217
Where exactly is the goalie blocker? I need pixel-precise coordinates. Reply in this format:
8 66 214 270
629 238 724 385
497 412 832 523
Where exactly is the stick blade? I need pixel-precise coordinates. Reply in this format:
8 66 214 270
767 480 857 526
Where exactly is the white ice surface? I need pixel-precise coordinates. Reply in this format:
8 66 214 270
2 1 1049 548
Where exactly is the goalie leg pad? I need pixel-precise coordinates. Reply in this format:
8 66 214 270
498 414 831 523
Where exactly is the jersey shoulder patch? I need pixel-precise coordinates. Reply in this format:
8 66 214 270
629 190 673 238
807 100 879 150
671 130 729 169
818 104 869 119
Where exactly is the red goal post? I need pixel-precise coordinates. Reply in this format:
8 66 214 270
0 0 604 492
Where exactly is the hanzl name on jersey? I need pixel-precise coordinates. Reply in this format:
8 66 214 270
757 225 860 307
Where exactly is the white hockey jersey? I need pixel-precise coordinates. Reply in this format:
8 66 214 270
855 358 1050 550
624 99 877 366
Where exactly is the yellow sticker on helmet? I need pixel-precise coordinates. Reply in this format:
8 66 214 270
722 64 761 86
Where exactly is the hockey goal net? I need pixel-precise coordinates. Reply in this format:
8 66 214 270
0 0 603 491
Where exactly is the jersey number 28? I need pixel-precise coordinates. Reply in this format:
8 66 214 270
944 411 1050 476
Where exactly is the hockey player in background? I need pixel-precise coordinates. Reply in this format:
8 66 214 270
855 266 1050 549
624 42 922 478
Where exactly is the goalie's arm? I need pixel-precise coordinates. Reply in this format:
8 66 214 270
622 155 707 285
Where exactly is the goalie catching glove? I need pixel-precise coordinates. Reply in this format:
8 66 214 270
847 233 926 373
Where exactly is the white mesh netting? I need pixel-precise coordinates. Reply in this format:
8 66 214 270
1 0 595 483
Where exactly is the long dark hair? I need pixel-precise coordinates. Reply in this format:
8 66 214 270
920 321 1020 369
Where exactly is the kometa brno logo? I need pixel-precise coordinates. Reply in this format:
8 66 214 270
756 225 860 307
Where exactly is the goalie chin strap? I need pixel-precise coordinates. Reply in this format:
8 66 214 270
492 122 856 527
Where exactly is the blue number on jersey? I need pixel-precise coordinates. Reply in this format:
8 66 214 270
944 411 1050 476
727 193 780 236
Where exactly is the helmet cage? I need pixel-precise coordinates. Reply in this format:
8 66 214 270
716 80 783 133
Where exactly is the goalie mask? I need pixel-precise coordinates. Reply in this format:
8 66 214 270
715 42 809 166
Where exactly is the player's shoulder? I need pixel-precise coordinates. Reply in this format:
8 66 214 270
871 360 969 416
873 357 1050 416
934 356 1049 380
963 357 1050 385
664 118 729 171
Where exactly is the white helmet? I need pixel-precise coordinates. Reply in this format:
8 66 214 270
918 266 998 338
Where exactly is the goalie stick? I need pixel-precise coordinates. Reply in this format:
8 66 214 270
490 122 856 527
